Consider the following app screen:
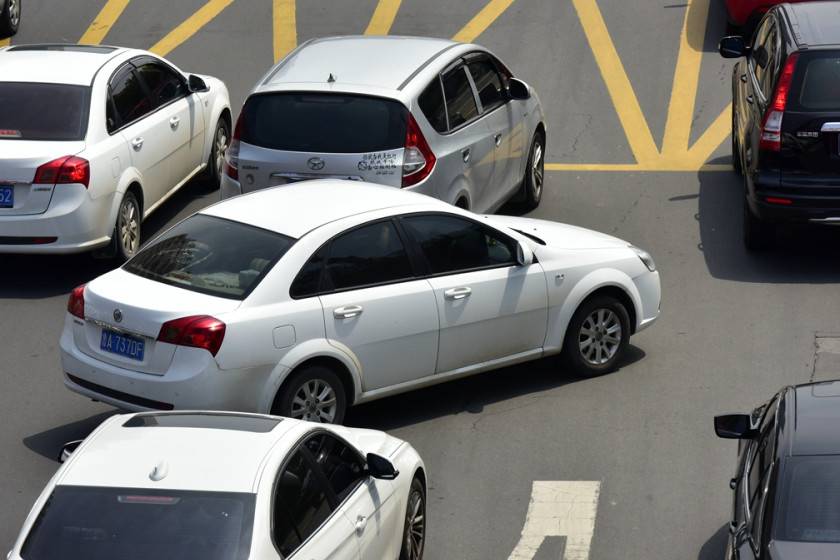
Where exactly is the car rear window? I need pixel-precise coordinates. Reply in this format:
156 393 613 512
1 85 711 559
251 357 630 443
776 455 840 542
792 52 840 111
241 93 408 153
124 214 294 300
21 486 255 560
0 83 90 140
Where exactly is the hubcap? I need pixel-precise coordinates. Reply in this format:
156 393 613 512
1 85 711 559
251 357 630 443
290 379 337 423
404 490 425 560
119 199 139 256
579 308 622 365
214 126 228 178
8 0 19 26
531 141 544 198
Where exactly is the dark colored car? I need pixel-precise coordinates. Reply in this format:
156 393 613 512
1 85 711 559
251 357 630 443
714 381 840 559
0 0 20 37
720 2 840 250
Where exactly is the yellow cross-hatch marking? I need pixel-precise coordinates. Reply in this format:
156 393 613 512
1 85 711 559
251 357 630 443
365 0 402 36
273 0 296 62
452 0 516 44
79 0 131 45
0 37 9 48
150 0 234 58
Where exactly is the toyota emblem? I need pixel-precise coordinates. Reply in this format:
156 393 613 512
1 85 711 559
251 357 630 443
113 309 123 323
307 157 325 171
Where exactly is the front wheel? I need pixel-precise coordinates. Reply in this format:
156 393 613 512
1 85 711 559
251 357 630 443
272 365 347 424
0 0 21 37
399 476 426 560
519 130 545 211
561 295 631 377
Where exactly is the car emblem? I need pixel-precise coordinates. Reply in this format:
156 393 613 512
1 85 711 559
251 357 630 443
307 157 325 171
113 309 123 323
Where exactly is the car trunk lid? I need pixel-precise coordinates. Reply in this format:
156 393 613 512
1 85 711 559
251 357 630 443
0 140 86 215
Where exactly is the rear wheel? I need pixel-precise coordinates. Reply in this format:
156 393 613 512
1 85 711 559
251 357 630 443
114 191 141 261
520 131 545 210
272 365 347 424
561 295 631 377
399 476 426 560
0 0 21 37
203 117 230 191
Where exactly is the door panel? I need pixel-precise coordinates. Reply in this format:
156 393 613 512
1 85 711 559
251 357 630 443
118 110 175 210
342 479 399 560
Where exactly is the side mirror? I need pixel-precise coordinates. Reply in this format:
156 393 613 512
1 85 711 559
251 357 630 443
516 242 533 266
366 453 399 480
59 439 84 463
507 78 531 100
188 74 209 93
714 414 756 439
718 36 747 59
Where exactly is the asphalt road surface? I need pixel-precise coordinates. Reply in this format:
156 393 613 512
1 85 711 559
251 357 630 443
4 1 840 559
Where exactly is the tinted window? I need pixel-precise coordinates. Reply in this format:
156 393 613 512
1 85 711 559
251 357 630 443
124 214 294 300
290 247 327 299
418 79 447 133
324 221 413 291
0 83 89 141
273 450 333 556
402 214 517 275
21 486 255 560
468 59 505 112
111 68 153 126
776 456 840 542
305 434 366 501
242 93 408 153
792 52 840 111
135 62 187 108
442 67 478 128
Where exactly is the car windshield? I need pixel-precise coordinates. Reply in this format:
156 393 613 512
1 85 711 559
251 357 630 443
776 455 840 543
20 486 256 560
241 92 408 153
124 214 295 300
791 51 840 112
0 83 90 141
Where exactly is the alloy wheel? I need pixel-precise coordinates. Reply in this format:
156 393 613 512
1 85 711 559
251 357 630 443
404 488 425 560
214 125 228 178
8 0 19 27
578 308 622 365
118 198 140 257
290 379 338 423
531 141 544 199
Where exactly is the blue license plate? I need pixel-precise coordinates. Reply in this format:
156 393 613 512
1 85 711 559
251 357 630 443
0 185 12 208
100 329 145 361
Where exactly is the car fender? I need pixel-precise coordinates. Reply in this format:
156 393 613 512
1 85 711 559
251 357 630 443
444 174 473 209
517 96 546 181
195 76 231 164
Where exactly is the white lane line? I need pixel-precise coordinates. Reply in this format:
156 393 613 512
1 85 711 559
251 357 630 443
508 481 601 560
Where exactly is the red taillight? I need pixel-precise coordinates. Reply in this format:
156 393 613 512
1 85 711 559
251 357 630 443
157 315 226 356
766 197 793 205
67 284 85 319
225 113 243 181
33 156 90 188
760 52 799 152
401 114 436 188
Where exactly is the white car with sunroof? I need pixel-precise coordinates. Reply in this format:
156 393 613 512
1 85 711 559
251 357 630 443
8 411 427 560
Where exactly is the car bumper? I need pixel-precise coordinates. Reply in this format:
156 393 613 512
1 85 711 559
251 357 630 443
633 270 661 333
220 174 242 200
750 176 840 223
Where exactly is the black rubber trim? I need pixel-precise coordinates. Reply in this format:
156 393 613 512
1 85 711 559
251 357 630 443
67 374 174 410
0 236 57 245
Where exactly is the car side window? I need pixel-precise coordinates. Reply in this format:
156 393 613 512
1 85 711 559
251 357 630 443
401 214 518 275
467 58 506 113
110 67 153 129
134 61 187 108
290 247 328 299
750 17 774 92
747 398 777 521
418 77 448 133
442 66 479 129
272 449 333 556
324 220 414 291
305 434 366 502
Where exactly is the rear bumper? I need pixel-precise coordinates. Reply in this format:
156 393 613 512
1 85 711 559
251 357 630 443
750 174 840 223
220 174 242 200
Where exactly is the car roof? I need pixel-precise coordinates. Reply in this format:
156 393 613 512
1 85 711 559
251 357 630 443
0 44 127 86
791 381 840 456
58 412 296 492
783 2 840 48
202 180 450 238
261 35 459 92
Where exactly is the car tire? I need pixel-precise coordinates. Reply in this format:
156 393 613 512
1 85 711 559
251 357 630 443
202 117 230 191
113 191 141 261
399 476 426 560
561 295 631 377
0 0 20 37
520 130 545 211
273 365 347 424
743 194 773 251
731 104 742 175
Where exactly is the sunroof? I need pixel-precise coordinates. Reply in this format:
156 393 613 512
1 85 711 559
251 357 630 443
8 45 117 54
123 412 281 433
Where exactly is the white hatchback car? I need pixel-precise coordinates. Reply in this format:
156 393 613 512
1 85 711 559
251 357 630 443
8 411 427 560
0 44 231 259
60 181 660 423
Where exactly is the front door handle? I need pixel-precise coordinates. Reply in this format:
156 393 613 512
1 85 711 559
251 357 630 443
746 95 754 104
333 305 363 319
169 116 180 130
444 287 471 300
494 133 502 147
131 137 144 151
355 515 367 534
740 73 747 83
461 148 471 163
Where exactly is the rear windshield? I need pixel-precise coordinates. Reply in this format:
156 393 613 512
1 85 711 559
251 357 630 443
124 214 295 300
241 93 408 153
0 83 90 140
776 455 840 542
791 52 840 112
21 486 255 560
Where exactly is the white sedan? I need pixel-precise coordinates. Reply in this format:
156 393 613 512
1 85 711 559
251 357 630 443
8 411 427 560
60 180 661 423
0 43 231 259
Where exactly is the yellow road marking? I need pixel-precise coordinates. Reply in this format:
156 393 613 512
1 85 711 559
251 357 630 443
365 0 402 35
687 102 731 161
79 0 131 45
273 0 296 62
150 0 234 58
452 0 516 43
0 38 9 48
571 0 659 165
546 162 731 172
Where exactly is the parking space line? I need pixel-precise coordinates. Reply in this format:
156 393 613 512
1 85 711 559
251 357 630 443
546 162 730 172
687 102 731 163
273 0 296 62
365 0 402 35
79 0 131 45
150 0 234 58
452 0 516 43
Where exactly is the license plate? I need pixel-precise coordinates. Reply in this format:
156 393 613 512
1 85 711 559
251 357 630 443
0 185 13 208
100 329 145 361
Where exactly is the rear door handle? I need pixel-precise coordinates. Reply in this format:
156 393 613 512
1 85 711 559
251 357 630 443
355 515 367 534
461 148 471 163
333 305 363 319
131 137 144 151
740 74 747 83
746 95 754 104
444 287 471 300
169 116 180 130
494 133 502 147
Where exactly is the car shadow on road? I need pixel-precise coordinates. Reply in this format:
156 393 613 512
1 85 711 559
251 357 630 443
345 345 646 431
23 411 116 463
696 169 840 283
698 524 729 560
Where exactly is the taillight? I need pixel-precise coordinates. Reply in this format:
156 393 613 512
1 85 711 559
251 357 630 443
67 284 85 319
157 315 226 356
401 114 436 188
225 113 243 181
34 156 90 188
760 52 799 152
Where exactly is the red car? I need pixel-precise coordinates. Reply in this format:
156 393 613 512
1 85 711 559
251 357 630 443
726 0 811 28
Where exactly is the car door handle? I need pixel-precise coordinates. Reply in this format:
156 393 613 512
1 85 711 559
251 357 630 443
444 287 471 300
746 95 754 104
740 73 747 83
169 116 180 130
131 137 144 151
355 515 367 533
333 305 363 319
494 133 502 147
461 148 471 163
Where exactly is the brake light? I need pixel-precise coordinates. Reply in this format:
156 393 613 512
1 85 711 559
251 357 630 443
401 114 436 187
766 197 792 205
157 315 226 356
33 156 90 188
225 113 243 181
760 52 799 152
67 284 85 319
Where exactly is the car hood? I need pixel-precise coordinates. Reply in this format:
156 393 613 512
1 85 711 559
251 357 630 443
770 540 840 560
486 215 629 250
